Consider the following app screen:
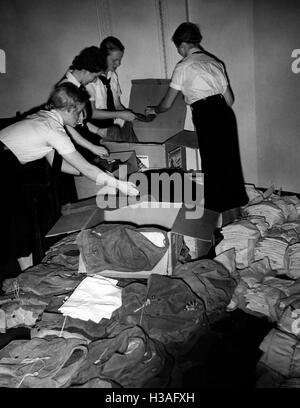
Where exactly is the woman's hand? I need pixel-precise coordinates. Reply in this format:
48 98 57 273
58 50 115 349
145 106 157 117
117 110 137 122
117 180 139 196
93 145 109 158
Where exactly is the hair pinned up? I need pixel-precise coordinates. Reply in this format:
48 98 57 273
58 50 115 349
172 22 202 47
70 46 107 73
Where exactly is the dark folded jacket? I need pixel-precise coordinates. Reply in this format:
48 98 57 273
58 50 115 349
76 224 169 274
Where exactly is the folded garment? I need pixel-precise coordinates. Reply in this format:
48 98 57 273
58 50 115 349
42 232 80 270
109 274 209 356
0 293 49 331
0 337 88 388
215 219 260 269
227 257 275 312
258 328 300 378
58 275 122 323
31 312 108 342
71 325 174 388
275 294 300 337
76 224 169 275
243 201 286 227
2 264 85 296
173 258 237 319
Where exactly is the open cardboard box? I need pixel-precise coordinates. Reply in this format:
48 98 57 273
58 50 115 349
102 131 201 172
101 78 200 172
47 189 219 277
74 150 138 200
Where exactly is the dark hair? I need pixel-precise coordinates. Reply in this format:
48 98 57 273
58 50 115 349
172 22 202 47
99 36 125 57
46 83 90 111
70 46 107 72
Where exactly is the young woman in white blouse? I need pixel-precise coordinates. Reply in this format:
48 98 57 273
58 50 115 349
146 22 248 214
0 83 138 272
86 37 138 141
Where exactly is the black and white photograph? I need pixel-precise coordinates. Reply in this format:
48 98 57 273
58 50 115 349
0 0 300 395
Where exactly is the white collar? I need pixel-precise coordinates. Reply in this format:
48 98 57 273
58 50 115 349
48 109 65 125
65 71 81 88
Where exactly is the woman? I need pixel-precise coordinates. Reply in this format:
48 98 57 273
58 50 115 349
56 46 110 159
86 36 138 142
146 22 248 213
0 83 138 272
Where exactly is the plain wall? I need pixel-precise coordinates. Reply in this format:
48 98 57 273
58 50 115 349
254 0 300 193
1 0 300 193
0 0 100 116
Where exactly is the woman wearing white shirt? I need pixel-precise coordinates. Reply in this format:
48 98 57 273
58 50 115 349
0 83 138 272
146 22 248 214
86 37 138 142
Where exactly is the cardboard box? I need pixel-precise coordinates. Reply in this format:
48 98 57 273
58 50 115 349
74 150 138 200
47 195 219 277
102 131 201 172
101 141 166 170
129 78 187 143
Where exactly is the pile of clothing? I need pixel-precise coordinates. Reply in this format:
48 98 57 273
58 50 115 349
0 222 237 388
216 184 300 387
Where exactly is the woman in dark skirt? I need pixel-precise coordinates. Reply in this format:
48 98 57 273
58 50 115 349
146 22 248 213
0 83 138 273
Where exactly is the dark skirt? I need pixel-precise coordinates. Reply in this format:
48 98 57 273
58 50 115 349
191 94 249 212
0 142 34 264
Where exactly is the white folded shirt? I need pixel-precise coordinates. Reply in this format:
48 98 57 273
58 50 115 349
59 275 122 323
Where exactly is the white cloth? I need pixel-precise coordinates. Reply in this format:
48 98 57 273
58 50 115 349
0 110 76 163
59 275 122 323
170 52 228 105
86 70 122 109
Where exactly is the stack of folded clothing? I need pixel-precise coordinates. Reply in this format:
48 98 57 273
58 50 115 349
271 196 299 221
254 237 289 272
246 215 269 237
215 220 261 269
256 328 300 387
243 276 294 319
227 257 275 313
243 201 286 228
285 243 300 279
244 184 264 204
264 226 298 244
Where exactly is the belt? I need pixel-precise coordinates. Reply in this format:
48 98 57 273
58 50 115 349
191 93 224 108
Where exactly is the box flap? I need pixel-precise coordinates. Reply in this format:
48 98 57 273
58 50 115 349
129 78 186 143
172 207 219 241
165 130 199 149
103 201 182 229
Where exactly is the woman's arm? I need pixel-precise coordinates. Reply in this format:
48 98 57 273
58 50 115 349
65 125 109 157
46 150 80 175
61 150 139 196
145 87 179 115
90 101 136 122
223 85 234 107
